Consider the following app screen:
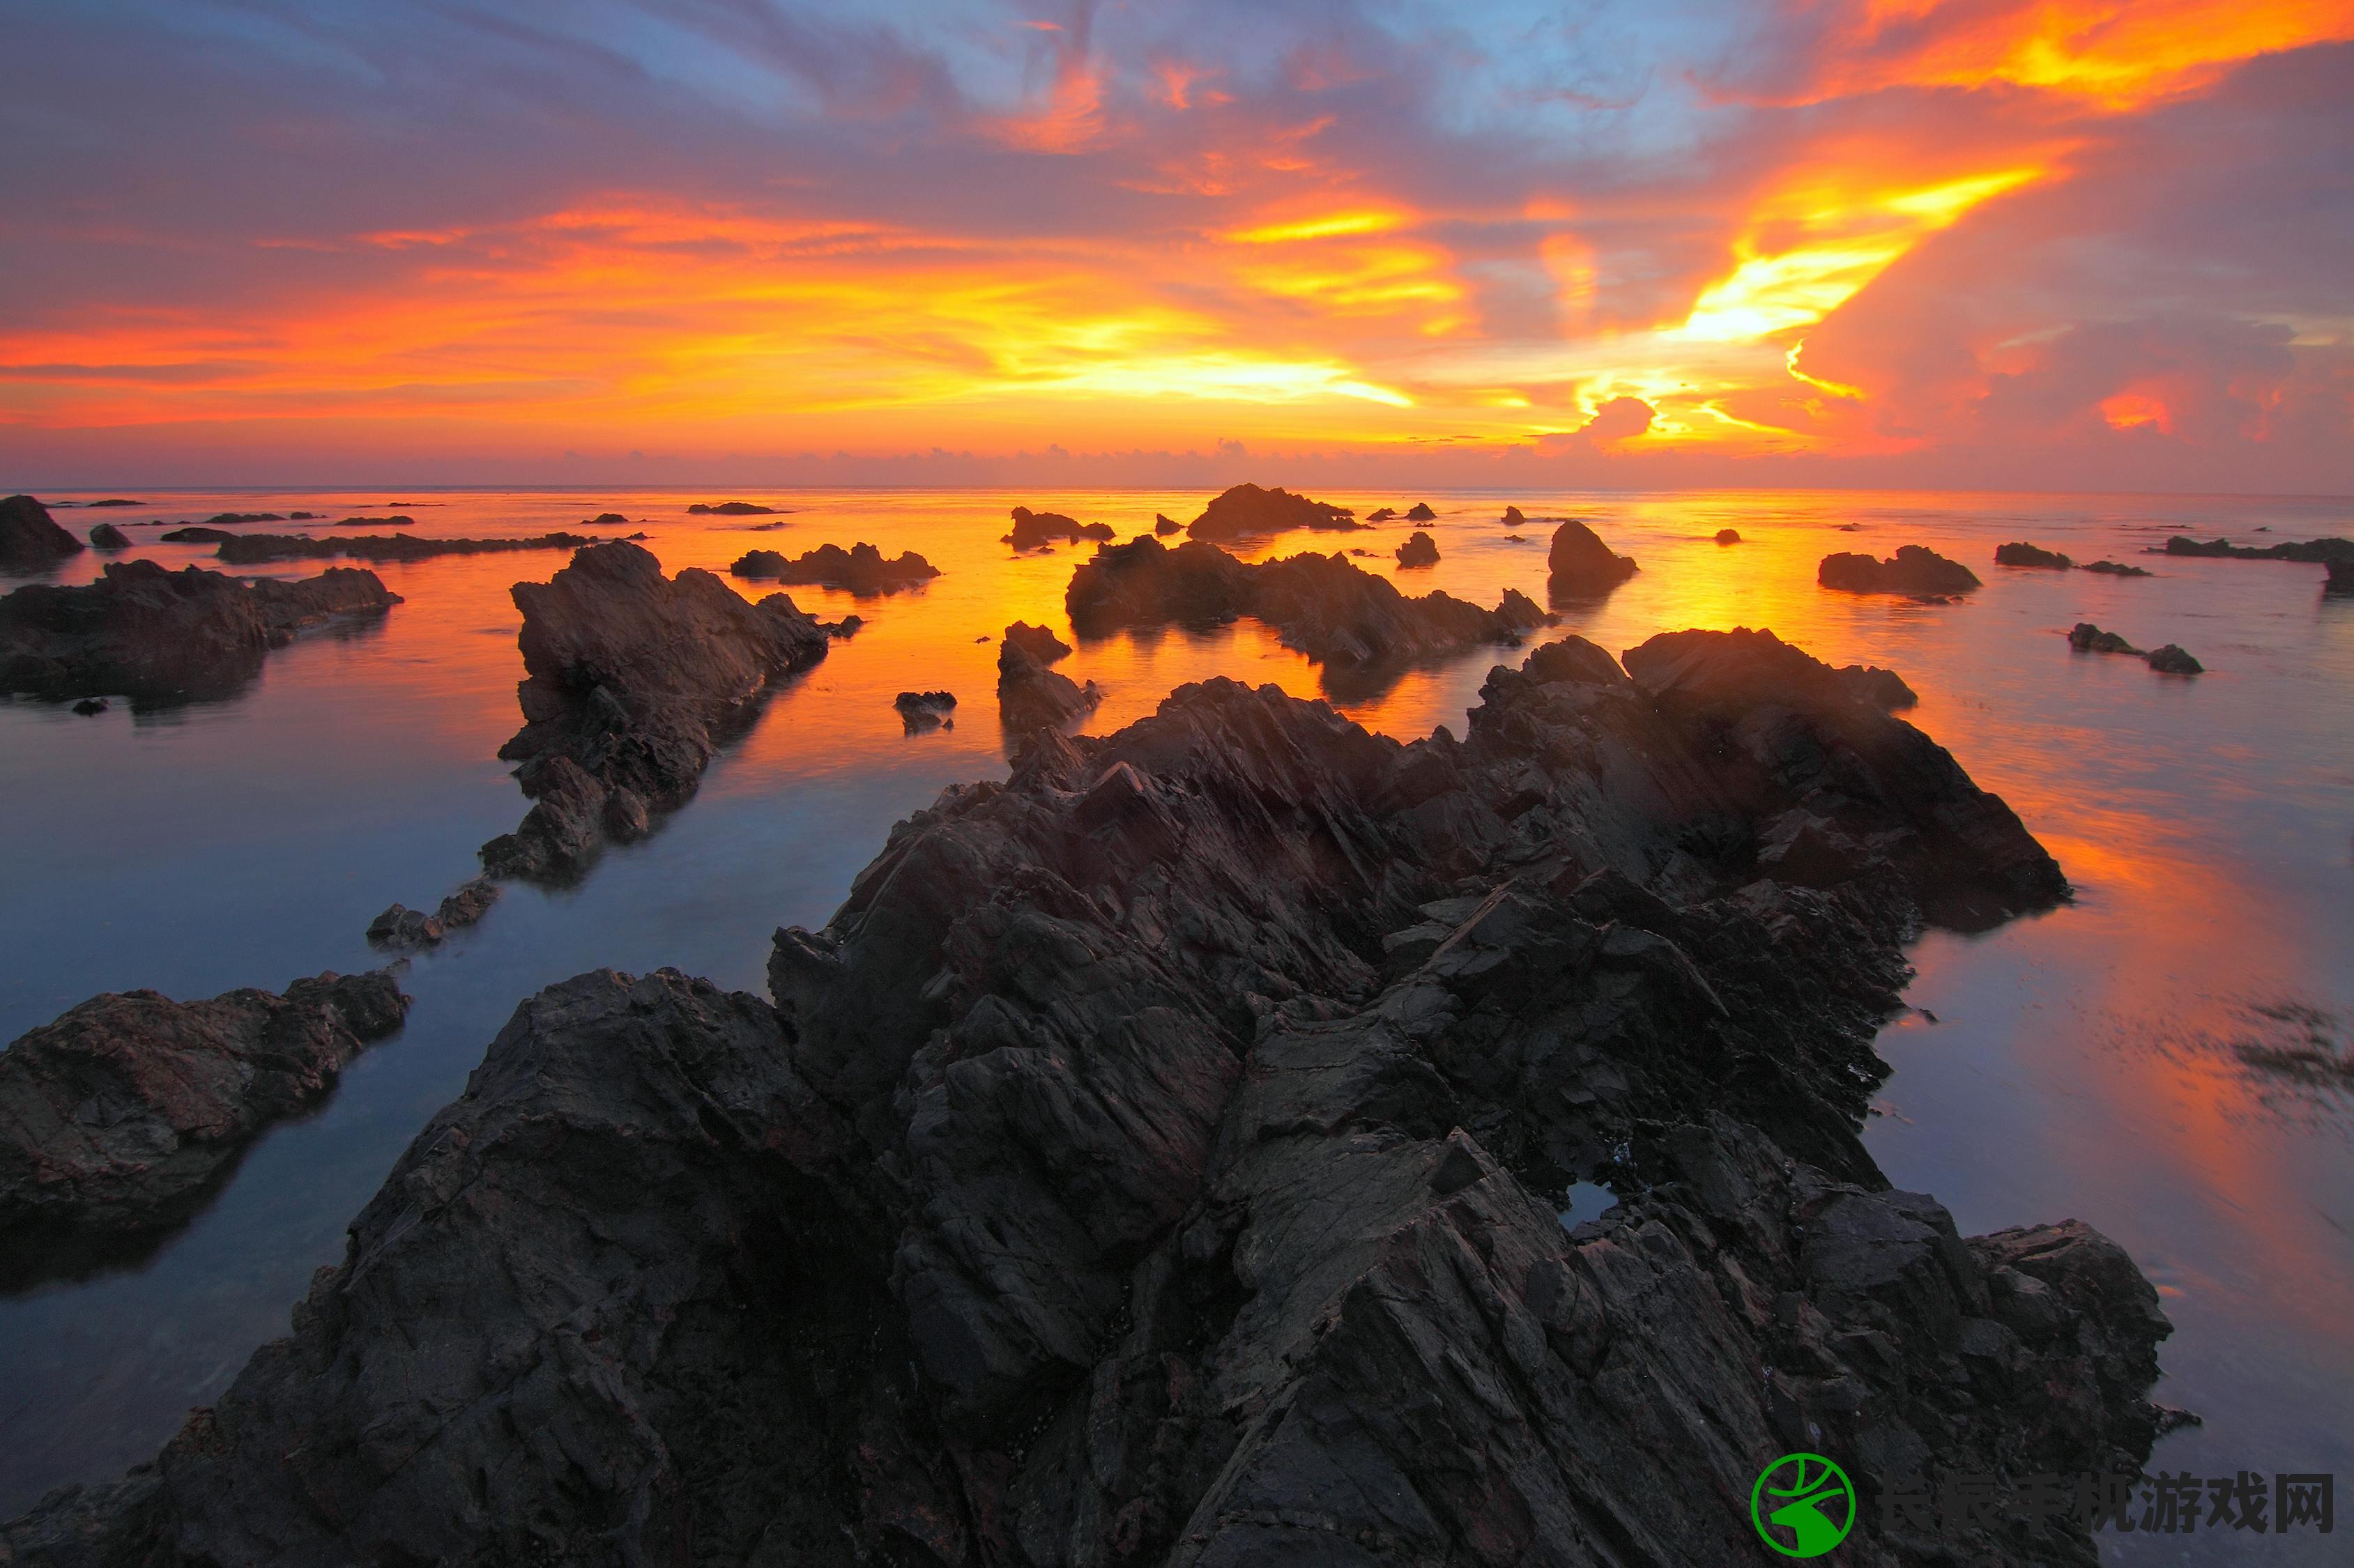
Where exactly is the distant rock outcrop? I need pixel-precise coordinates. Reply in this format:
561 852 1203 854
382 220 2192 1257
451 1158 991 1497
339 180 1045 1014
1066 535 1549 675
1395 529 1439 568
1818 546 1981 596
0 971 409 1259
997 630 1101 735
1405 500 1437 521
1365 507 1398 522
1545 518 1640 599
1004 507 1114 551
217 531 600 565
2081 560 2153 576
2160 535 2353 563
1186 482 1360 540
158 527 237 544
479 542 830 880
2145 644 2203 675
731 542 940 596
1995 541 2072 569
0 495 85 572
0 560 401 703
687 501 779 515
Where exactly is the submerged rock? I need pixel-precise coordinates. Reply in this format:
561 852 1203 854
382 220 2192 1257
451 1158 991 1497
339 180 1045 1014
157 527 236 544
1004 507 1113 551
2160 535 2353 563
1186 482 1360 540
997 631 1101 735
0 560 401 703
479 541 830 880
8 632 2169 1567
1715 528 1741 544
0 972 409 1254
1994 541 2072 569
732 541 940 596
1394 528 1439 568
687 501 779 515
2081 560 2153 576
1066 534 1549 676
1545 517 1640 598
217 531 599 565
1819 546 1982 596
86 523 132 551
0 495 85 572
2146 644 2203 675
896 690 958 731
2068 622 2141 655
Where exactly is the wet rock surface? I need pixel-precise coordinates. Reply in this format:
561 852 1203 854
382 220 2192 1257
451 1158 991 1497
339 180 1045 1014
367 878 501 951
1186 482 1361 541
2159 534 2353 563
0 496 86 573
897 690 960 731
4 629 2166 1568
1545 518 1640 599
732 541 940 596
1004 507 1114 551
1995 541 2072 569
2068 622 2140 655
216 531 601 566
0 560 402 704
2145 644 2203 675
1394 529 1439 568
1819 546 1982 596
0 972 409 1266
998 631 1101 734
480 542 830 881
1066 535 1549 683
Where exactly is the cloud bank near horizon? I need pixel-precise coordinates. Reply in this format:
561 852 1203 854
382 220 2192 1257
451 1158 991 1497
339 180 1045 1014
3 0 2351 491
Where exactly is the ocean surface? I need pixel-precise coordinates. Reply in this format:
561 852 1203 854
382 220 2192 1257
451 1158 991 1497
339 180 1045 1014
2 486 2348 1562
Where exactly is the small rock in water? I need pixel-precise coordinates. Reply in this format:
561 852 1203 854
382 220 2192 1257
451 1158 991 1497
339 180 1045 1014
1405 501 1437 521
1995 541 2072 569
1819 546 1980 595
1154 512 1181 536
1715 528 1741 544
70 696 109 715
894 690 958 731
1394 530 1439 568
2068 622 2142 655
2081 560 2153 576
2145 644 2203 675
88 523 133 551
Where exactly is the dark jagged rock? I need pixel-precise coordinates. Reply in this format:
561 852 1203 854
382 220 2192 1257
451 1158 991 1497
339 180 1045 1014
2159 535 2354 563
2068 622 2141 655
1186 482 1359 541
2328 559 2354 592
824 614 864 638
6 632 2169 1568
0 495 85 572
326 515 415 528
2081 560 2152 576
734 541 940 597
1995 541 2072 569
1394 528 1439 568
1715 528 1742 544
1004 507 1113 551
1501 505 1525 526
158 527 236 544
0 560 401 703
896 691 959 731
479 542 829 880
367 877 500 950
216 531 597 565
1365 507 1398 523
998 633 1101 735
1837 663 1919 709
0 972 408 1255
1405 500 1437 521
2146 644 2203 675
86 523 132 551
687 501 779 515
1546 517 1640 598
1153 512 1180 536
1003 620 1071 663
1067 535 1549 678
1819 546 1982 596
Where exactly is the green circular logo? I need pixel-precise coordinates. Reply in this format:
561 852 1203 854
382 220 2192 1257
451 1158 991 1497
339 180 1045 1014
1750 1452 1856 1558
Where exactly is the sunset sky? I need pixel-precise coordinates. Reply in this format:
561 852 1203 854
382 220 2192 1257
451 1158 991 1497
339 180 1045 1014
5 0 2351 490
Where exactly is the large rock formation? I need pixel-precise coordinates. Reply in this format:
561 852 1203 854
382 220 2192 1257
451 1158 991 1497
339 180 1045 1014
1066 535 1548 679
0 495 86 573
998 629 1101 734
479 542 830 879
1545 518 1640 598
5 629 2166 1567
217 531 601 565
1819 546 1982 596
0 972 409 1263
732 541 940 596
1186 482 1360 540
1004 507 1114 551
0 560 402 703
2160 534 2353 563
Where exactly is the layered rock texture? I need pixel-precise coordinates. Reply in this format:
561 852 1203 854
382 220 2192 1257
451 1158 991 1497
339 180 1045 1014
731 542 940 596
1819 546 1982 597
480 542 830 879
0 973 409 1260
0 495 86 572
0 560 401 703
4 627 2171 1568
1545 519 1639 599
1186 483 1360 540
1065 535 1548 682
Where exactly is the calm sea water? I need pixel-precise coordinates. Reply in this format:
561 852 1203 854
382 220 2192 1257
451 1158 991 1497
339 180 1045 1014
2 486 2348 1562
